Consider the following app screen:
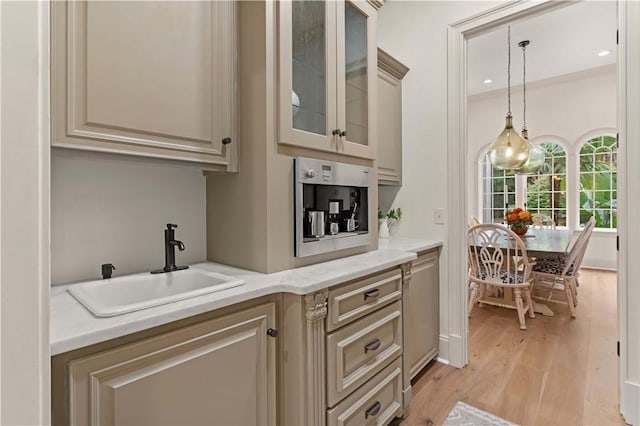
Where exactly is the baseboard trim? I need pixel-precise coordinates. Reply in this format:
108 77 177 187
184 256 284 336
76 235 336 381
402 386 412 410
582 256 617 271
437 334 449 364
447 333 466 368
621 380 639 425
437 334 466 368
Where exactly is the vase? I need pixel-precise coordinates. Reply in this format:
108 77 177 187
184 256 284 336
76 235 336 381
379 219 390 238
510 224 528 236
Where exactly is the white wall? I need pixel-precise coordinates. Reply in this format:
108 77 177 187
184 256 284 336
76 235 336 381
377 0 502 362
51 149 207 284
467 68 617 269
0 1 50 423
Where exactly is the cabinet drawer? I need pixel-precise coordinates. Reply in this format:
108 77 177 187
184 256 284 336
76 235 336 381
327 357 403 426
327 268 402 332
327 301 402 407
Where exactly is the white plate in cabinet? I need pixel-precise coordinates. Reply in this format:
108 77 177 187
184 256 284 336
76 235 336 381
51 1 238 170
327 357 403 426
326 301 403 407
327 269 402 332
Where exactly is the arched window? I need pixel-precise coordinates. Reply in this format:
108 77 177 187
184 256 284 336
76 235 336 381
480 154 515 224
579 135 617 229
525 142 568 226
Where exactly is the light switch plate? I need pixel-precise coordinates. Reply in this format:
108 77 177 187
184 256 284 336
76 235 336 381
434 208 445 224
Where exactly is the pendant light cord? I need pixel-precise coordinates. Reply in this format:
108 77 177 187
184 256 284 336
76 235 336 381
522 41 527 129
507 26 511 115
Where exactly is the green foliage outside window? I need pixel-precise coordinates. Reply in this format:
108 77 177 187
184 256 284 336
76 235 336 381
579 136 617 228
525 143 567 226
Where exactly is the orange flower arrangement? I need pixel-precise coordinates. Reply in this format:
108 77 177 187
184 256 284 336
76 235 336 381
505 207 532 234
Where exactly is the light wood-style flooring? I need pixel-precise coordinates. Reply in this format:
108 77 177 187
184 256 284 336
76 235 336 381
396 268 624 426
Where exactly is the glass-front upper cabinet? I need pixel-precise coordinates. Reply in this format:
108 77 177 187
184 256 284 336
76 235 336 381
279 0 378 159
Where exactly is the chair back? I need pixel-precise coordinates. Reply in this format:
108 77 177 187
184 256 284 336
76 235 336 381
467 224 533 287
468 216 481 227
562 216 595 277
531 213 555 229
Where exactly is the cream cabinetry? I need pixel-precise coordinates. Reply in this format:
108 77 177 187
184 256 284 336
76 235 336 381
405 248 440 379
53 302 276 426
377 49 409 185
51 1 238 171
281 265 408 426
278 0 378 159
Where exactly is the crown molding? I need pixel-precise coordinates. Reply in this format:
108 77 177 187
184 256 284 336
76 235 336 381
377 48 409 79
367 0 384 10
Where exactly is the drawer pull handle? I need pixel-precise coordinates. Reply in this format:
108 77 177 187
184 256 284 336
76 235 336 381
363 289 380 301
365 401 382 419
364 338 381 353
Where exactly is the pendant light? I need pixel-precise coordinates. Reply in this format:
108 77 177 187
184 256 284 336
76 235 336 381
487 26 529 170
515 39 545 175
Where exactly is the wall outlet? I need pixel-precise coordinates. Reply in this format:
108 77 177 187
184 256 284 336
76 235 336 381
434 208 446 224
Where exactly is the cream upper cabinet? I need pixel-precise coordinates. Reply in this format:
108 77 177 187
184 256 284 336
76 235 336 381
278 0 378 159
51 1 238 171
377 49 409 185
59 303 276 426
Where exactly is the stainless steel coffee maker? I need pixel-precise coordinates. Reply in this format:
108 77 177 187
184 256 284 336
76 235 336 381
295 157 371 258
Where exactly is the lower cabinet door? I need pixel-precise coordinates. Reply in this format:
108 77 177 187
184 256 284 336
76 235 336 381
408 250 440 379
67 303 276 426
327 357 403 426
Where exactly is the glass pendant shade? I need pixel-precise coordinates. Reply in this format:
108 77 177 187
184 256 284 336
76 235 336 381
516 140 545 174
488 114 529 170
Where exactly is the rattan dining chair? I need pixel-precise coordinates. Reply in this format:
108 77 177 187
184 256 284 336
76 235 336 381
468 216 481 228
467 224 536 330
531 213 555 229
531 217 595 317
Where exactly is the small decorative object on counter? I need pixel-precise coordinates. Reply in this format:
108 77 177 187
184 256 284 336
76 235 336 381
505 207 532 235
378 208 403 239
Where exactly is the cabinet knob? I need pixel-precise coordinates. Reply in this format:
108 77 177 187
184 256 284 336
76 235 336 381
364 338 381 353
222 137 232 145
339 130 346 138
267 328 278 338
363 289 380 301
365 401 381 419
332 128 342 136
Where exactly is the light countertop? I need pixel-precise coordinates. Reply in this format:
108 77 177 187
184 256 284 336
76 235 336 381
377 237 443 253
52 247 427 355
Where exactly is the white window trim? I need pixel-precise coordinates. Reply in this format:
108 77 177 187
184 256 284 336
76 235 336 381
574 129 618 230
477 132 618 231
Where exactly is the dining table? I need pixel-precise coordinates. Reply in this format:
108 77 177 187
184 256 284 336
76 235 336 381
473 227 573 317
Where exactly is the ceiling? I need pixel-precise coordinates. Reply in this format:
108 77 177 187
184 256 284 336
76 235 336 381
467 1 617 96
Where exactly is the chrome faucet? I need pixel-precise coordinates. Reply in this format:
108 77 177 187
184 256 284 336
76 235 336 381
151 223 189 274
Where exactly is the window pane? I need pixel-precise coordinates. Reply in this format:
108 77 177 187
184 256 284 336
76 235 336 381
523 142 567 227
579 135 617 229
480 154 515 224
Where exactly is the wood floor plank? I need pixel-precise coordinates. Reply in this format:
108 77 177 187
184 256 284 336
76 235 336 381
396 268 625 426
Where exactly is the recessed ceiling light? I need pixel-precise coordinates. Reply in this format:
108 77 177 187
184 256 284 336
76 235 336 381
484 79 492 84
598 50 611 57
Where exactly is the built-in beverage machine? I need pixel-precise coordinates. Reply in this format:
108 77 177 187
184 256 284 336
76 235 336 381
295 157 371 257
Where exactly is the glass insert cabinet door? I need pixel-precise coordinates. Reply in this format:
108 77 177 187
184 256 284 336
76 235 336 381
278 0 376 159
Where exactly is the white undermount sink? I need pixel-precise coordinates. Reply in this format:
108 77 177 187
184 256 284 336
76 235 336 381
67 269 245 317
